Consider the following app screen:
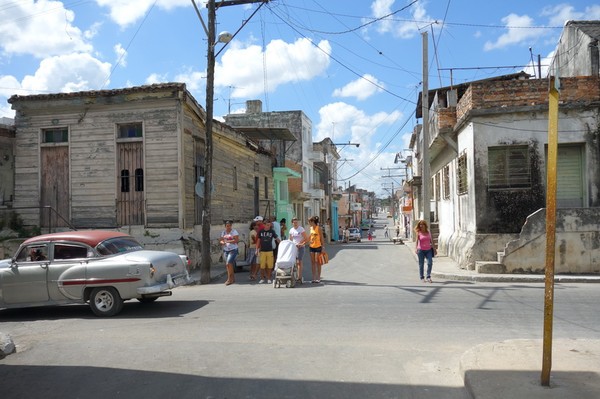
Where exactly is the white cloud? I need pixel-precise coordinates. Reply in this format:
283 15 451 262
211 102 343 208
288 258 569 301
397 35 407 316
523 50 554 79
84 22 103 40
333 74 384 101
94 0 191 28
0 104 14 119
20 53 112 93
114 43 128 67
541 3 600 26
0 0 92 58
316 102 402 144
369 0 433 39
484 14 542 51
145 73 170 85
0 75 23 98
214 38 331 98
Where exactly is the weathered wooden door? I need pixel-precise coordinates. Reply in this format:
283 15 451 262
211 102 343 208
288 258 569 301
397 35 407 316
117 142 145 225
40 146 69 228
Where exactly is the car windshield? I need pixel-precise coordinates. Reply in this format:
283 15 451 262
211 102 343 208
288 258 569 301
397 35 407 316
350 229 359 233
96 237 144 256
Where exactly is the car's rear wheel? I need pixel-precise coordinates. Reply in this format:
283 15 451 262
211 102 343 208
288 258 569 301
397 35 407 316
89 287 124 317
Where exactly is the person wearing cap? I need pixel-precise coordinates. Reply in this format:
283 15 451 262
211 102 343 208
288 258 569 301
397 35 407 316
256 219 280 284
253 216 265 232
220 220 239 286
288 217 308 283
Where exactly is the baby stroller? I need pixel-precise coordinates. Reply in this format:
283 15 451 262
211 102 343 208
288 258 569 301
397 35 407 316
273 240 298 288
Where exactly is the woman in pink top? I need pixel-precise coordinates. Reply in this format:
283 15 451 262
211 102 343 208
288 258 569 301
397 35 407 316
415 220 435 283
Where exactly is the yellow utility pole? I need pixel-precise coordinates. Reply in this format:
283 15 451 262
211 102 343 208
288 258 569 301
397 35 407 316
541 76 559 386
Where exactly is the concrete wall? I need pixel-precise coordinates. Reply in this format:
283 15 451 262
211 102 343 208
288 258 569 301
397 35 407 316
432 76 600 271
502 208 600 274
553 21 599 77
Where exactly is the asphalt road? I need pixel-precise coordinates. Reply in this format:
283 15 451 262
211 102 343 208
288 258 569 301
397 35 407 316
1 217 599 399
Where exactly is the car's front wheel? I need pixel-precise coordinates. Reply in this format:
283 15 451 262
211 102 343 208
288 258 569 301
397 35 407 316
89 287 124 317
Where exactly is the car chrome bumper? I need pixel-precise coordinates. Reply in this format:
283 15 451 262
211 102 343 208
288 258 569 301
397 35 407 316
136 271 192 294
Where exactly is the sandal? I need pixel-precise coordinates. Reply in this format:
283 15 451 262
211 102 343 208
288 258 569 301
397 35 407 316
426 277 433 283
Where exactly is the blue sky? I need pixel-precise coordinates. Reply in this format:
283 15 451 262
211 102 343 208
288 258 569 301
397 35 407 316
1 0 599 196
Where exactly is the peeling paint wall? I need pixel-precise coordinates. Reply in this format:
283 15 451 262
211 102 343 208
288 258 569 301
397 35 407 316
503 208 600 273
435 77 600 271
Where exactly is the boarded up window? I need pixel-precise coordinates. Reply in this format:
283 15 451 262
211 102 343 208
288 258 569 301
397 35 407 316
457 153 468 195
488 146 531 189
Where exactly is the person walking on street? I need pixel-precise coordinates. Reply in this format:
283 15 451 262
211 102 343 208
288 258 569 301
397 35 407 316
288 217 308 284
308 216 325 283
220 220 239 286
256 220 280 284
415 219 435 283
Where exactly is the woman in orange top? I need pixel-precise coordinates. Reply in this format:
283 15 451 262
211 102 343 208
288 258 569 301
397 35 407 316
308 216 326 283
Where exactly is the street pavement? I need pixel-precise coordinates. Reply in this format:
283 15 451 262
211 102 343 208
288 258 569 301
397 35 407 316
2 222 599 398
191 228 600 399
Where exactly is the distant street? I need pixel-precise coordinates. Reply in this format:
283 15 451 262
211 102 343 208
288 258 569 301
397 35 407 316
1 216 599 399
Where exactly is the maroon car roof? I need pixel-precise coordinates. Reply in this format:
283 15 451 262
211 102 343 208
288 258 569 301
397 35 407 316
22 230 133 247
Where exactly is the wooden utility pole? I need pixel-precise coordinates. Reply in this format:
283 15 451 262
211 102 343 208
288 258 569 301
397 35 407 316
197 0 269 284
421 31 430 222
541 75 560 386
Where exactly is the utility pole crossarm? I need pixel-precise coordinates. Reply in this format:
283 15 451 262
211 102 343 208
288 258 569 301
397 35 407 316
213 0 270 7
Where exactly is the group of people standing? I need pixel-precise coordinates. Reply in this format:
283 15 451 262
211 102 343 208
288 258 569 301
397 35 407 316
221 214 436 286
220 215 327 286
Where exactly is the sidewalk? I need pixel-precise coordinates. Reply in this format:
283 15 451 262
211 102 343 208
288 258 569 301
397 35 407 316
403 243 600 398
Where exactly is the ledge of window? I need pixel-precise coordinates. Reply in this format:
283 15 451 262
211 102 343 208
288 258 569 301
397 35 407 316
116 137 143 143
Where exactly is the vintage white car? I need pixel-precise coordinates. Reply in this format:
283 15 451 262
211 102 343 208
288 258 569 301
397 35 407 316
0 230 192 316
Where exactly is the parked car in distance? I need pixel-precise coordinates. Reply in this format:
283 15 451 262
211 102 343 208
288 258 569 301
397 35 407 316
0 230 192 317
347 228 362 242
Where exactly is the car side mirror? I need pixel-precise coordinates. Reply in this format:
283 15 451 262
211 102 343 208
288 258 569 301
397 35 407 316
10 258 18 268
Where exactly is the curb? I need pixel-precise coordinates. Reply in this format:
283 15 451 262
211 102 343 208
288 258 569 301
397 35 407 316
432 271 600 284
0 332 16 359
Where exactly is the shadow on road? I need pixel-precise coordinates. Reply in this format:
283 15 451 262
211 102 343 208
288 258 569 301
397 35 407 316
0 364 469 399
0 300 210 321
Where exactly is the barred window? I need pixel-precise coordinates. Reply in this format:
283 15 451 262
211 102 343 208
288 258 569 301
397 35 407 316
42 127 68 143
443 165 450 200
488 146 531 189
434 173 440 200
457 153 468 195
